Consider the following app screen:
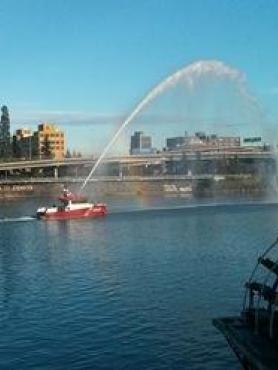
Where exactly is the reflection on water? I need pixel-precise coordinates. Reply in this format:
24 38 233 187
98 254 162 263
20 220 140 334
0 197 278 369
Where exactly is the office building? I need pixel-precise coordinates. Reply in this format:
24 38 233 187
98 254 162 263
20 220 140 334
130 131 153 155
33 123 65 159
207 135 240 148
0 105 11 158
166 136 187 150
166 131 240 151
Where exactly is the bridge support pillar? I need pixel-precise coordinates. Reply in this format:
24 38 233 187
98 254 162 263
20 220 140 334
119 164 123 179
54 167 59 179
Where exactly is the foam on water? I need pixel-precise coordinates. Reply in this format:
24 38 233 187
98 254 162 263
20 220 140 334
109 199 278 216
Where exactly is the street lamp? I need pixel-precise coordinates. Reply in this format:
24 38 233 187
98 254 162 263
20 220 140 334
29 136 32 161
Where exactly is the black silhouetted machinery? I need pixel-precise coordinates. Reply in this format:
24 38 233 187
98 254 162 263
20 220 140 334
214 237 278 370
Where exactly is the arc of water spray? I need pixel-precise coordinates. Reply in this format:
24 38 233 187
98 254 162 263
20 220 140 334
80 59 260 192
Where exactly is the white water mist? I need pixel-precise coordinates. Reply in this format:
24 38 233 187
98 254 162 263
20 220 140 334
80 59 260 192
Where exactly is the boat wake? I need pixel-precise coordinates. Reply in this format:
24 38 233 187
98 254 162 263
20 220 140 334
109 199 278 216
0 216 36 223
0 200 276 223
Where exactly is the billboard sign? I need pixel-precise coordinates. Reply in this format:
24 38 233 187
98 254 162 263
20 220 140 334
243 137 262 143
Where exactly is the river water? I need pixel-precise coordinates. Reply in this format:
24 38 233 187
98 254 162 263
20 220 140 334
0 196 278 369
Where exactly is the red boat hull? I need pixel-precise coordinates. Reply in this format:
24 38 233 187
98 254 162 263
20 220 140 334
38 204 107 220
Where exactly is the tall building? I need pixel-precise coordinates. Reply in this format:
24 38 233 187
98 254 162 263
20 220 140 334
130 131 153 155
33 123 65 159
0 105 11 158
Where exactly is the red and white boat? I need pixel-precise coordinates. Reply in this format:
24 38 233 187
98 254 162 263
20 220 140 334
36 189 107 220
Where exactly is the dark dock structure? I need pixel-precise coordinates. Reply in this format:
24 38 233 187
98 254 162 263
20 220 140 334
213 238 278 370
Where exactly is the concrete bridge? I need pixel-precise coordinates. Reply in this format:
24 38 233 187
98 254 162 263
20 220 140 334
0 150 274 178
0 174 219 184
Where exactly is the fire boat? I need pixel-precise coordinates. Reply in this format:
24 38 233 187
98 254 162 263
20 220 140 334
36 188 107 220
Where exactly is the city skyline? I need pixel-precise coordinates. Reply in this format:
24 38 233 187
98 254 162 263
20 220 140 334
2 106 274 156
10 119 265 159
1 0 278 153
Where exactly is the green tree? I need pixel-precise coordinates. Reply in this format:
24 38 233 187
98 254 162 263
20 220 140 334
65 149 72 158
12 136 21 158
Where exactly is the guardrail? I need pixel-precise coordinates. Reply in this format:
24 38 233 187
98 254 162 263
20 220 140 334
0 174 255 185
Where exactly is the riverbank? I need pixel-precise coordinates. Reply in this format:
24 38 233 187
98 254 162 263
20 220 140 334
0 174 273 199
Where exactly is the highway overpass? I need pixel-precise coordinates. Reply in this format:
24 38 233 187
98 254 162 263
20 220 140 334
0 150 275 177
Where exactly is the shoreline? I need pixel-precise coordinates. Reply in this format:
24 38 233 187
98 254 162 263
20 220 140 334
0 175 273 199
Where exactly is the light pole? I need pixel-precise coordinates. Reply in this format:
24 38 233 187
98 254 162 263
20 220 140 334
29 136 32 161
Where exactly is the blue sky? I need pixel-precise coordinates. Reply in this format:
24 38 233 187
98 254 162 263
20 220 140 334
1 0 278 153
